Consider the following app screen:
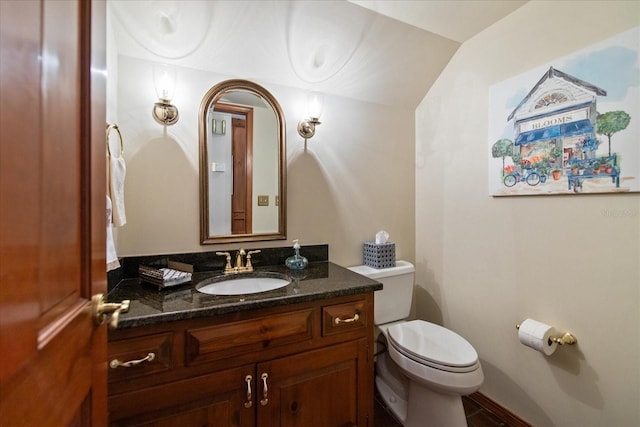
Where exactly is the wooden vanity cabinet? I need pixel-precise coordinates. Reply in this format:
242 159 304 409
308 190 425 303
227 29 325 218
257 339 368 427
107 293 374 427
109 364 254 427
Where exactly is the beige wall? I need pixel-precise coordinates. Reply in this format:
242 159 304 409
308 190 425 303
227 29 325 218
112 56 415 267
415 2 639 426
112 1 639 424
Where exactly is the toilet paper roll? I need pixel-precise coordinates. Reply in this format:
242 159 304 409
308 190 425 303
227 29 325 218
518 318 558 356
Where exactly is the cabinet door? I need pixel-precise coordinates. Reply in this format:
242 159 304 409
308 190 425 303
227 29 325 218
109 365 255 427
257 339 370 427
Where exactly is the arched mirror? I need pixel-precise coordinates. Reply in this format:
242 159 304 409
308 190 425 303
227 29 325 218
199 79 286 244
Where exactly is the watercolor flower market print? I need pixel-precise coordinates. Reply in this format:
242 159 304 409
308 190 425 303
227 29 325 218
489 26 639 196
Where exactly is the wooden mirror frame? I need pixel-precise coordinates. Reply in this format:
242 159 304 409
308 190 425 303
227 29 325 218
198 79 286 244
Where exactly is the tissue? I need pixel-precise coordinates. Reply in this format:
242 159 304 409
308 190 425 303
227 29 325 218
375 230 389 244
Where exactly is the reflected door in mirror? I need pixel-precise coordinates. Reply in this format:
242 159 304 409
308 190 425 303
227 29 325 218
209 104 254 236
231 116 251 234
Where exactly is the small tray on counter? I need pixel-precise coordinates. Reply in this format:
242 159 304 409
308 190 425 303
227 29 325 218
139 261 193 289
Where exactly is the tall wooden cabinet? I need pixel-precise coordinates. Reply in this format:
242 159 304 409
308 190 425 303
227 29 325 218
107 293 374 427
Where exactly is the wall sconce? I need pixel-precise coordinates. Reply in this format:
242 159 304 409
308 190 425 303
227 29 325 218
297 92 323 140
152 64 179 126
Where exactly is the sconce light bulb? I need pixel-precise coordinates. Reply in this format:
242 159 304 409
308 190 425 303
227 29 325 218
153 64 177 102
308 93 323 121
159 72 172 101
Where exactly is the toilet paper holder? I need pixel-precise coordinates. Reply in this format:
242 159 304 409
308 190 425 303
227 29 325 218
516 323 577 345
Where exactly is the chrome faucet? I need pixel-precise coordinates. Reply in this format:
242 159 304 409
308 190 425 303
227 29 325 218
216 249 261 274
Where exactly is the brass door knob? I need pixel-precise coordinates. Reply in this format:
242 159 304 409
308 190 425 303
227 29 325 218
91 293 130 329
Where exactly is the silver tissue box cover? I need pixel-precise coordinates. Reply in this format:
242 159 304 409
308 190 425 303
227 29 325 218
363 242 395 269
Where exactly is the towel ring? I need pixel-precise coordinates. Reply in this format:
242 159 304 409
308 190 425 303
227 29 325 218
106 123 124 158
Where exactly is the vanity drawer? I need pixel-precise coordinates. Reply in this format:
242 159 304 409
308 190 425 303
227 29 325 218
322 299 366 337
108 332 174 383
185 308 314 366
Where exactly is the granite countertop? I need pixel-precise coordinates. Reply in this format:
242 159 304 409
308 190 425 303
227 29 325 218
107 261 382 329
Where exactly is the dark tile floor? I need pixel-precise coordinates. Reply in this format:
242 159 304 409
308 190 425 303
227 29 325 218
374 392 513 427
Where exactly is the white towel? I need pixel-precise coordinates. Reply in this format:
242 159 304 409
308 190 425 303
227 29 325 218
108 151 127 227
106 195 120 271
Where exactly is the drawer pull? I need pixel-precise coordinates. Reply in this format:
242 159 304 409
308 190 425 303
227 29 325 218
110 352 155 369
244 375 253 408
334 313 360 325
260 373 269 406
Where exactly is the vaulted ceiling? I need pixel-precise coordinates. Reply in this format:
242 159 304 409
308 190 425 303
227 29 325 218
108 0 527 108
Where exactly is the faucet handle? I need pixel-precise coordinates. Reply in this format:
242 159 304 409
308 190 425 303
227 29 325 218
245 250 261 270
216 251 233 273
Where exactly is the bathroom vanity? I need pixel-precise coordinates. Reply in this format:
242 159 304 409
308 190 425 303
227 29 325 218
106 261 381 426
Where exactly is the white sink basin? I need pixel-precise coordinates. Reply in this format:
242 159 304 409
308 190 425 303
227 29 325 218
196 275 290 296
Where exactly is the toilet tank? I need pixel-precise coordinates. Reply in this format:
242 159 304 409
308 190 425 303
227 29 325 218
348 260 415 325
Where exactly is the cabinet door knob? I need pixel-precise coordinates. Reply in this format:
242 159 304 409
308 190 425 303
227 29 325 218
244 375 253 408
260 373 269 406
110 352 155 369
334 313 360 325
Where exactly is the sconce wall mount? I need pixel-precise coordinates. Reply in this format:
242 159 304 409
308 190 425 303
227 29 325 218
297 117 321 140
153 100 179 126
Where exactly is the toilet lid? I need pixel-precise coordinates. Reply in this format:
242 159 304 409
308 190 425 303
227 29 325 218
387 320 478 371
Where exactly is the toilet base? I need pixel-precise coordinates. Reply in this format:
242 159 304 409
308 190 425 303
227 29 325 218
375 351 409 423
376 352 468 427
405 380 467 427
376 376 407 424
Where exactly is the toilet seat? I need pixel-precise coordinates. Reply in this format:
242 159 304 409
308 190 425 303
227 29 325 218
387 320 479 373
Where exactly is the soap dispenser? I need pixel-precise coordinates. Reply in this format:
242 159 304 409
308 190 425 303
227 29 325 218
285 239 308 270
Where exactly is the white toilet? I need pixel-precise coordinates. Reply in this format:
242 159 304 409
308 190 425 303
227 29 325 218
349 261 483 427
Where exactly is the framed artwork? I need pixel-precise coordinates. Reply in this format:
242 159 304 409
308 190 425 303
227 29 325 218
488 26 639 196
